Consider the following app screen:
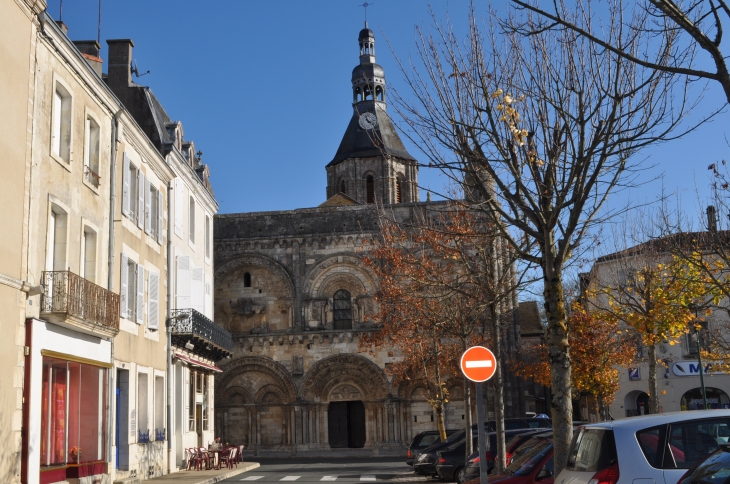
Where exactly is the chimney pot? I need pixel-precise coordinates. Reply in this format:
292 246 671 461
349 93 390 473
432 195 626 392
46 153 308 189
55 20 68 35
707 205 718 232
106 39 135 88
73 40 103 77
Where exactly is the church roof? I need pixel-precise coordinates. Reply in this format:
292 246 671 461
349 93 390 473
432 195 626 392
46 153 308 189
519 301 544 337
318 192 361 207
327 102 416 166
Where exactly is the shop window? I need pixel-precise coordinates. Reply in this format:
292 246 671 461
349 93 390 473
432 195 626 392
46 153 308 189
154 376 165 440
137 373 148 441
84 116 100 186
40 356 107 467
681 387 730 411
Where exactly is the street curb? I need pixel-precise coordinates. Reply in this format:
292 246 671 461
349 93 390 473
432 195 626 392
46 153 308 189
192 462 260 484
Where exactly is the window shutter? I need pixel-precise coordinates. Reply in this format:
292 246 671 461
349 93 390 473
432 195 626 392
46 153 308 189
137 171 145 229
174 179 184 237
136 264 145 325
148 271 159 330
120 254 128 318
52 91 62 155
122 154 130 217
157 189 164 244
176 255 191 310
84 118 91 169
144 178 152 235
191 267 204 313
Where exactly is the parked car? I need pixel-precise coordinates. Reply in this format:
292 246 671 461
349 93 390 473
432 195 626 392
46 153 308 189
408 430 459 466
464 431 553 482
556 410 730 484
488 418 552 431
678 443 730 484
437 429 536 483
414 428 472 476
464 435 554 484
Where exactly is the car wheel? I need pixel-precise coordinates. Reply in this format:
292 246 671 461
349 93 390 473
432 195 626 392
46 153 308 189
455 467 467 483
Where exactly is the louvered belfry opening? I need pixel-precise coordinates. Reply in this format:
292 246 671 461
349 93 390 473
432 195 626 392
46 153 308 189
340 179 347 194
366 176 375 204
333 289 352 330
396 178 402 203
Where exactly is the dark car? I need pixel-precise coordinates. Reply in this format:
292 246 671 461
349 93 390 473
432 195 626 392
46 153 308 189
679 443 730 484
488 418 552 432
436 429 537 483
464 431 554 482
407 430 459 466
465 435 554 484
414 428 471 476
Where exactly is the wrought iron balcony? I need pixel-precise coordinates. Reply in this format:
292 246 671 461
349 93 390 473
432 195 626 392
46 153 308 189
41 270 120 338
170 308 233 360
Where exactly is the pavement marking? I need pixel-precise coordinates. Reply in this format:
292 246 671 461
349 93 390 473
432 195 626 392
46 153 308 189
281 477 301 481
241 477 265 481
321 477 338 481
360 476 376 481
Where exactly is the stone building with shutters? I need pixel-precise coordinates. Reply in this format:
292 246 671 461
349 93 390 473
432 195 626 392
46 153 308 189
213 24 533 455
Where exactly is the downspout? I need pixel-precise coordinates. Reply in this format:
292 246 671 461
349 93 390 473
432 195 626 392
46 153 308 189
107 108 123 467
166 179 173 473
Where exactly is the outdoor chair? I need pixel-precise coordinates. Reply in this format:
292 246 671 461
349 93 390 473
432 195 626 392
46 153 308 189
221 447 238 469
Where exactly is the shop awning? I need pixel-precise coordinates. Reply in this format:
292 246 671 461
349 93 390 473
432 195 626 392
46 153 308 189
174 352 222 372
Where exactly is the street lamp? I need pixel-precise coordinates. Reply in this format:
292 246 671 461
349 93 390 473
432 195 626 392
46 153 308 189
691 306 709 410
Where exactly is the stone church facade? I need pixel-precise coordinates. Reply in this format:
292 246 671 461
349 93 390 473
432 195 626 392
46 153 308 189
213 25 541 455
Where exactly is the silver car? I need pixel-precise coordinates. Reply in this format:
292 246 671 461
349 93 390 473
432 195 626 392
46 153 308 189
556 410 730 484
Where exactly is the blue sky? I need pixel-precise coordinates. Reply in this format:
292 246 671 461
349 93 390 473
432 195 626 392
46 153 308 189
47 0 728 224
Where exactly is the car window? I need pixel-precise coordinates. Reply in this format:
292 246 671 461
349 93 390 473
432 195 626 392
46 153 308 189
445 430 465 444
509 441 552 476
680 450 730 484
565 428 617 472
668 419 727 469
506 420 528 430
418 434 441 447
637 425 667 468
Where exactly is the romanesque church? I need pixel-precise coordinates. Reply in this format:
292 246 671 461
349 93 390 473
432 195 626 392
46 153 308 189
212 25 545 454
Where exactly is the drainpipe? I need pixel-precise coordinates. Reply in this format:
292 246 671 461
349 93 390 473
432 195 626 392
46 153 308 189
166 179 173 473
107 109 123 468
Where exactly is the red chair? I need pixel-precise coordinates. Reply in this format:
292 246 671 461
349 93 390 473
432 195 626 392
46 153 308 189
238 444 245 463
186 448 203 471
220 447 238 469
198 447 212 470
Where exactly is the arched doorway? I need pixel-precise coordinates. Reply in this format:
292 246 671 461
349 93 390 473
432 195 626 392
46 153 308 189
681 387 730 410
624 390 650 417
328 400 366 448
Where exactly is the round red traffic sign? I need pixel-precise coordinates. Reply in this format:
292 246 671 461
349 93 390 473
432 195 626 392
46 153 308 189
460 346 497 382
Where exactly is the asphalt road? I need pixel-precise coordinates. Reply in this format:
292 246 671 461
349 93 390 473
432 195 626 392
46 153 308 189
220 457 427 484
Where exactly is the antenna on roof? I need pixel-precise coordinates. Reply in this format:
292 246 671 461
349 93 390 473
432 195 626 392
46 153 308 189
59 0 63 20
358 2 373 26
131 59 150 77
97 0 102 44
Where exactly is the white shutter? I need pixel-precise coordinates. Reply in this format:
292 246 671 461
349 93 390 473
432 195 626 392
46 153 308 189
136 264 145 324
120 254 128 318
204 273 211 318
122 154 130 217
176 255 191 309
174 179 184 237
84 118 91 169
148 271 159 330
157 189 164 244
137 171 145 229
52 91 62 155
144 178 151 234
191 267 204 313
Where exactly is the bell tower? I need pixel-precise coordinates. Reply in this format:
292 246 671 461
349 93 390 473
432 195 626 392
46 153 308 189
326 24 419 205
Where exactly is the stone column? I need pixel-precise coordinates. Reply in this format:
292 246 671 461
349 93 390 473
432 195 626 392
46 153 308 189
321 404 329 447
364 403 375 450
255 408 260 456
290 407 297 456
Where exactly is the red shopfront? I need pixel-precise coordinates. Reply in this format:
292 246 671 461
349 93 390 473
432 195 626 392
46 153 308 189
23 319 113 484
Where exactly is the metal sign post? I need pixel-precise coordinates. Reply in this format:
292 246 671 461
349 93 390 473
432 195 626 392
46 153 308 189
460 346 497 484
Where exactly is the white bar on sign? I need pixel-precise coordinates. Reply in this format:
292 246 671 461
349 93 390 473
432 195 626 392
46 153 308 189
321 477 338 481
361 476 376 481
465 360 492 368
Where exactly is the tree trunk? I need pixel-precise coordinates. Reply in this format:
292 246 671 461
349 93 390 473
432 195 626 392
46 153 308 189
464 376 474 457
543 270 572 476
648 344 659 414
436 403 447 442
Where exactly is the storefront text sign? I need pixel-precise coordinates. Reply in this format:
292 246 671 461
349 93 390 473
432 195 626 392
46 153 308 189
672 361 724 376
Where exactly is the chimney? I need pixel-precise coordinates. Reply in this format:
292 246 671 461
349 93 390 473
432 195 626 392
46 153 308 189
707 205 718 232
73 40 103 77
55 20 68 36
106 39 135 88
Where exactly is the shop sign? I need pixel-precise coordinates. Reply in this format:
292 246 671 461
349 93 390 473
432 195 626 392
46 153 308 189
672 361 724 376
628 368 640 381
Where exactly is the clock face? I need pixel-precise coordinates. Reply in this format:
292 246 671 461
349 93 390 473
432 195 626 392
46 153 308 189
358 112 378 130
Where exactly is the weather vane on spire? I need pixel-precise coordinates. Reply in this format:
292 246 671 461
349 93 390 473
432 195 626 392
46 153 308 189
358 2 373 26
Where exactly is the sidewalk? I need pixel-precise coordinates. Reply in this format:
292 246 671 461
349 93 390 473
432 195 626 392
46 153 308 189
146 461 260 484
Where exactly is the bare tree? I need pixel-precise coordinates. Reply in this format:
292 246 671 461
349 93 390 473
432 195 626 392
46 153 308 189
388 4 697 473
511 0 730 104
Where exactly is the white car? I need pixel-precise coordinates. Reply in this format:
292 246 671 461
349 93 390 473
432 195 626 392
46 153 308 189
556 410 730 484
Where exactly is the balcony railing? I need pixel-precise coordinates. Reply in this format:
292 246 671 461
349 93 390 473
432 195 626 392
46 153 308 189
170 308 233 360
41 270 120 338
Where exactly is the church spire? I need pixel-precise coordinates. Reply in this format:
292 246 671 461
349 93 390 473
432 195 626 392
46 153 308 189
352 25 384 105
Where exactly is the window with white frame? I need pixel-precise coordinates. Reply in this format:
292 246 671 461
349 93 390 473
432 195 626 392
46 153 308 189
122 154 140 223
84 115 101 186
205 215 211 259
189 196 196 245
145 182 164 244
51 83 72 163
138 372 149 441
174 179 184 237
81 226 97 283
154 376 164 439
147 271 160 330
120 254 144 324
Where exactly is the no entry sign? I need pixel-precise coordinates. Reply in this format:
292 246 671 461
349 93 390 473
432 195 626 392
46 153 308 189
460 346 497 382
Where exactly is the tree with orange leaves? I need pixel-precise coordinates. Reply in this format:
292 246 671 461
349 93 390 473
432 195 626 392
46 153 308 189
517 302 636 420
362 202 524 463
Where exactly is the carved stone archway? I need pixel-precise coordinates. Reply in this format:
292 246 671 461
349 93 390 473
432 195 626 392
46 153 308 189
299 354 390 402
